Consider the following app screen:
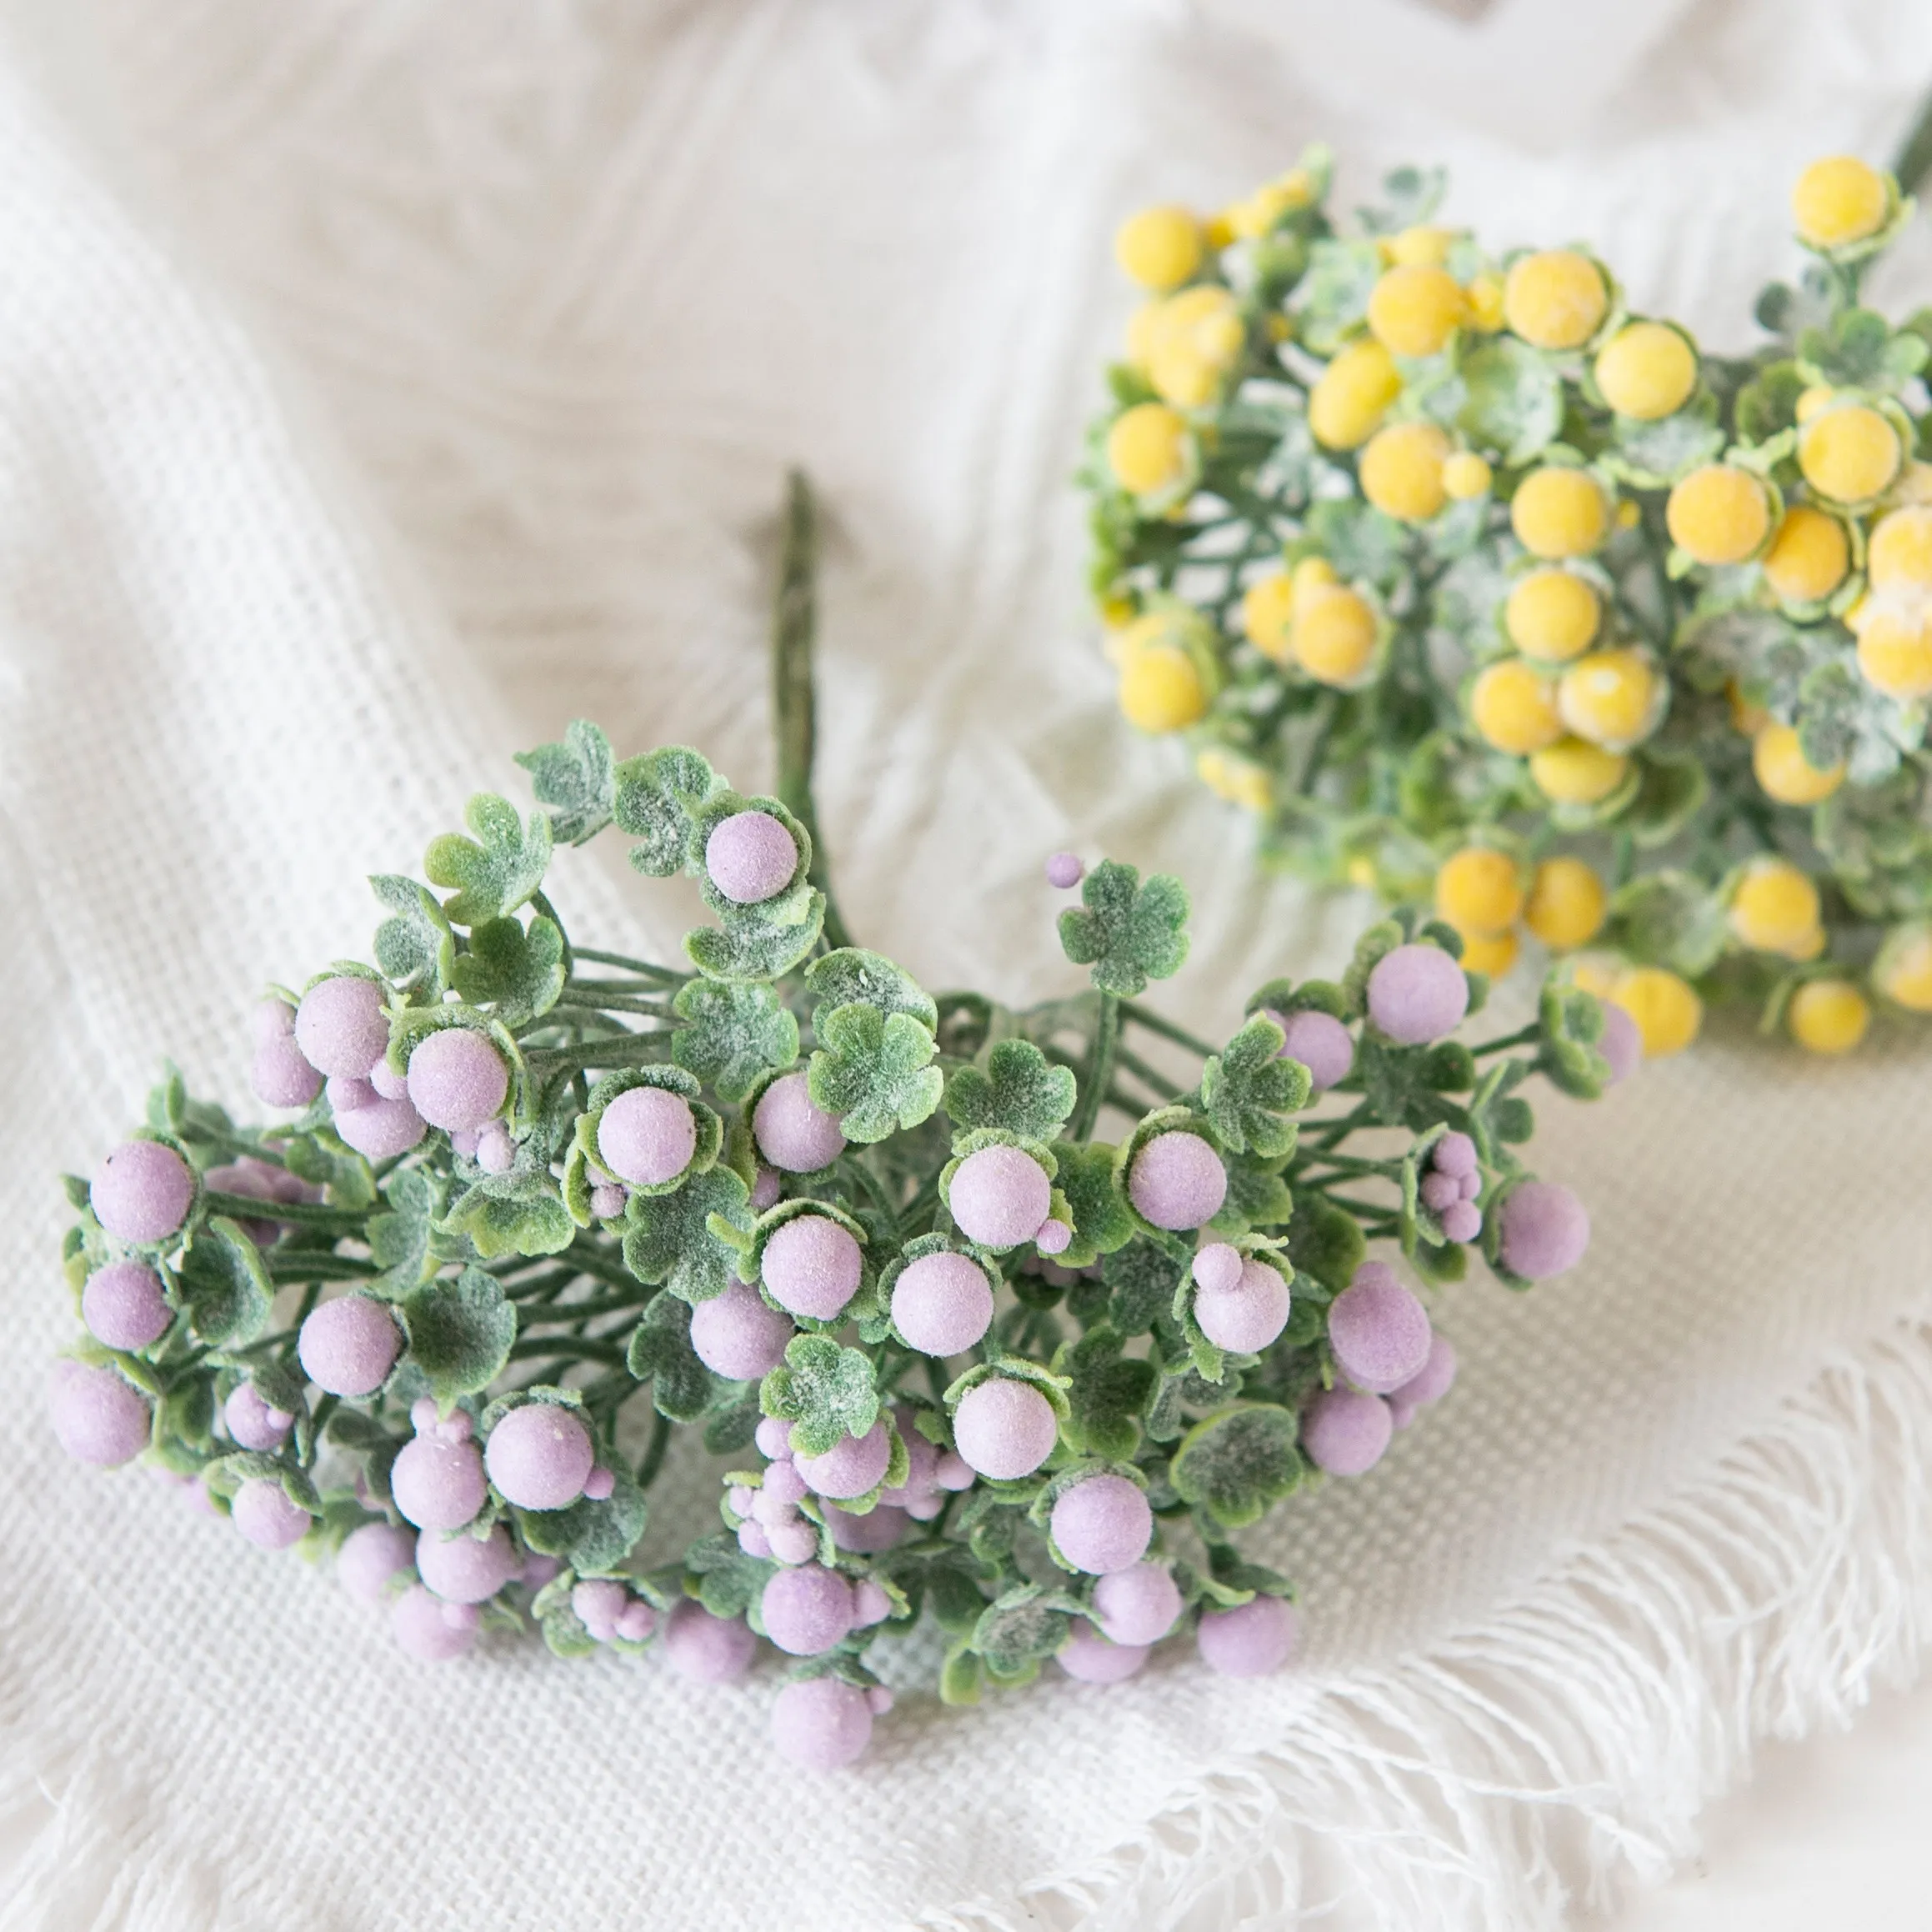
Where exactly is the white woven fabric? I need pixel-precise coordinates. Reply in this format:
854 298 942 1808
4 3 1932 1926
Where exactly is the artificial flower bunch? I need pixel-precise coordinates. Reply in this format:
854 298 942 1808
1086 146 1932 1059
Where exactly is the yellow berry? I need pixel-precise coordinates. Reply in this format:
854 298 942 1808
1794 385 1834 425
1866 505 1932 589
1106 403 1190 496
1504 569 1600 662
1125 303 1164 369
1434 846 1525 937
1454 927 1519 979
1728 857 1824 959
1470 659 1564 753
1791 155 1889 249
1557 648 1660 751
1752 722 1844 805
1291 556 1339 611
1114 207 1203 292
1760 506 1849 603
1240 573 1297 661
1503 250 1608 350
1442 452 1493 499
1529 738 1629 805
1119 644 1209 733
1226 170 1314 242
1293 585 1379 687
1524 857 1607 951
1894 461 1932 504
1511 467 1609 560
1464 272 1505 332
1366 264 1465 359
1854 608 1932 700
1308 339 1403 450
1875 924 1932 1011
1610 968 1703 1059
1344 854 1377 890
1789 979 1870 1054
1569 957 1620 1001
1797 403 1902 503
1665 463 1770 565
1359 420 1451 523
1386 225 1456 268
1148 286 1244 407
1593 321 1697 420
1195 747 1273 813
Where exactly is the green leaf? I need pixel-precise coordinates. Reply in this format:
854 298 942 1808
515 720 616 845
625 1294 715 1422
1058 858 1189 997
520 1464 648 1574
969 1584 1075 1676
369 875 454 993
442 1179 576 1259
621 1164 753 1304
1625 754 1709 850
1303 498 1409 589
670 979 799 1104
450 914 566 1024
281 1132 377 1211
759 1334 880 1459
1608 868 1728 977
1102 1238 1184 1336
684 1531 773 1619
1199 1015 1309 1158
401 1266 516 1404
423 793 552 928
367 1167 442 1296
1170 1402 1304 1528
803 948 939 1029
1611 392 1723 483
1284 1194 1364 1295
1223 1155 1294 1232
1049 1139 1138 1269
178 1219 273 1347
613 746 721 877
1456 336 1562 466
1055 1326 1156 1460
807 1002 943 1144
683 890 826 983
945 1039 1077 1144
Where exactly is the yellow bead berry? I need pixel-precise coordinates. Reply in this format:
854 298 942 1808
1106 403 1190 496
1308 339 1403 450
1875 924 1932 1011
1240 573 1297 662
1556 648 1660 751
1293 584 1379 687
1865 505 1932 589
1365 265 1466 359
1760 506 1849 603
1752 722 1844 805
1226 170 1314 242
1503 250 1608 350
1524 857 1608 951
1455 927 1519 979
1511 467 1609 559
1788 979 1870 1054
1610 967 1703 1059
1359 420 1451 523
1569 957 1620 1001
1797 403 1902 504
1386 225 1456 268
1593 321 1697 421
1442 452 1493 499
1147 286 1244 408
1119 644 1209 733
1434 846 1525 937
1529 738 1629 805
1665 463 1771 565
1470 659 1564 754
1124 303 1164 369
1728 857 1824 959
1464 272 1505 333
1791 155 1889 249
1114 205 1204 292
1794 385 1834 425
1894 461 1932 504
1195 747 1273 813
1504 568 1600 663
1854 608 1932 700
1291 556 1339 610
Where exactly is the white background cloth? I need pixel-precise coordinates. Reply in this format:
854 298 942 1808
3 3 1932 1927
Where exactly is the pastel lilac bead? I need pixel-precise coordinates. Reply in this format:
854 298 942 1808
90 1140 194 1245
755 1415 794 1461
1419 1171 1461 1214
253 1035 323 1109
589 1184 628 1221
1191 1243 1243 1296
407 1029 509 1134
1271 1009 1354 1092
1433 1131 1478 1179
298 1295 401 1398
475 1126 516 1174
824 1502 908 1554
1045 852 1084 888
1050 1474 1153 1574
333 1093 428 1161
327 1076 375 1115
1326 1264 1432 1394
1194 1257 1292 1354
706 810 798 904
760 1563 854 1655
598 1086 698 1188
485 1403 594 1511
759 1459 808 1510
614 1601 657 1643
761 1215 863 1322
251 997 298 1048
47 1361 150 1465
1499 1181 1591 1279
1599 1000 1641 1085
337 1521 417 1607
293 975 388 1079
1093 1563 1184 1646
753 1074 846 1173
1366 944 1469 1045
1440 1201 1482 1244
891 1250 994 1356
1035 1219 1072 1256
952 1377 1058 1480
767 1520 818 1566
690 1280 794 1381
948 1144 1052 1249
852 1579 891 1627
1198 1595 1301 1677
232 1478 311 1550
770 1677 873 1770
391 1433 488 1531
795 1420 893 1501
224 1382 294 1452
664 1599 758 1683
573 1578 628 1642
1056 1624 1149 1684
391 1584 478 1662
1391 1331 1458 1411
82 1261 171 1351
415 1525 519 1604
751 1164 783 1211
1128 1133 1226 1231
1301 1386 1394 1475
368 1059 410 1102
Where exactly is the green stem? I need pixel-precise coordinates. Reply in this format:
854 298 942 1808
1119 1001 1217 1061
518 1292 650 1326
1469 1024 1539 1057
1894 84 1932 198
1070 995 1119 1140
1112 1042 1181 1101
264 1252 377 1283
636 1408 673 1488
527 1033 673 1079
562 1241 639 1291
203 1191 366 1232
568 948 687 985
505 1336 628 1365
552 989 673 1018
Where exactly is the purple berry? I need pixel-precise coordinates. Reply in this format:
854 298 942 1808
1432 1131 1478 1179
253 1035 323 1109
891 1251 994 1356
1093 1562 1183 1645
952 1377 1058 1479
333 1093 428 1161
738 1520 773 1559
233 1478 311 1551
1498 1180 1590 1279
327 1076 375 1115
758 1460 808 1512
337 1521 416 1606
948 1144 1052 1249
770 1677 873 1770
752 1074 845 1174
1419 1171 1461 1214
1366 944 1469 1045
663 1599 757 1683
251 998 298 1048
794 1420 893 1501
475 1126 516 1174
706 810 798 904
82 1261 171 1351
584 1464 617 1502
485 1403 594 1511
754 1415 793 1460
293 976 388 1079
1326 1263 1432 1394
407 1029 509 1134
1056 1623 1149 1684
1194 1257 1292 1354
1045 852 1085 889
598 1086 697 1188
1391 1331 1458 1410
823 1502 908 1553
851 1579 892 1628
415 1525 519 1603
391 1584 478 1662
767 1520 819 1566
1271 1009 1354 1092
1128 1131 1227 1232
589 1183 628 1220
368 1059 410 1102
224 1381 294 1452
760 1214 863 1321
690 1279 794 1380
1599 999 1641 1085
1440 1201 1482 1244
1035 1219 1073 1255
1050 1474 1153 1574
47 1361 150 1465
90 1140 194 1245
1458 1169 1481 1201
297 1294 401 1397
391 1431 488 1532
573 1578 628 1642
760 1563 854 1654
614 1601 656 1643
1197 1595 1300 1677
1192 1243 1243 1296
1301 1385 1394 1474
751 1164 783 1211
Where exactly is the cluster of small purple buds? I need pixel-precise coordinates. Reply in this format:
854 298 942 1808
1421 1132 1484 1245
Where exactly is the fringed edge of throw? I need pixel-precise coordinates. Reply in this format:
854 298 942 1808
922 1316 1932 1932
